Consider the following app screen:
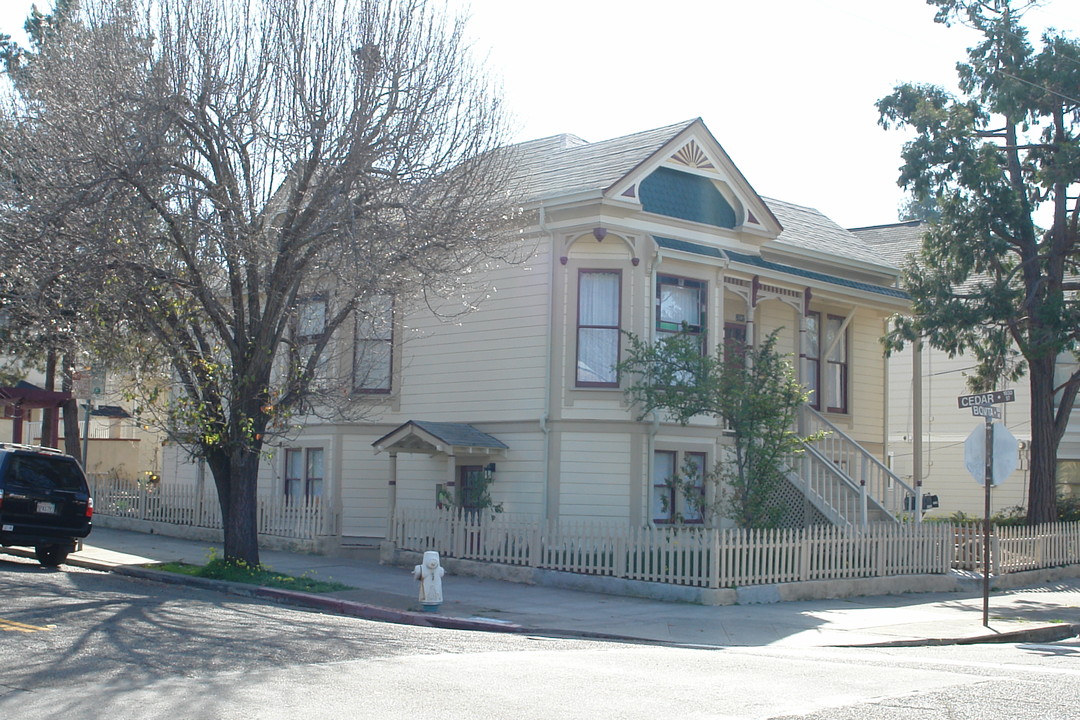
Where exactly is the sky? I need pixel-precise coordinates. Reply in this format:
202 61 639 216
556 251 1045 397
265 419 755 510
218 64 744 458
1 0 1077 229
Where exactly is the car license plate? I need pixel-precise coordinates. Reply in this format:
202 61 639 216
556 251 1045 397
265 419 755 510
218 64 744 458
2 524 12 531
36 501 57 515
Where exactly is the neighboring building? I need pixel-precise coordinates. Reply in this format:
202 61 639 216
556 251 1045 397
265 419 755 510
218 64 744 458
165 119 915 543
1 375 162 483
852 220 1080 516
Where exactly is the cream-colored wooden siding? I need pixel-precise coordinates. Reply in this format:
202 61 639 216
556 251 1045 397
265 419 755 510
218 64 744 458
844 312 888 444
481 431 546 515
887 342 1032 516
913 441 1030 517
557 433 633 520
396 253 551 421
161 445 200 487
340 436 392 538
754 300 799 356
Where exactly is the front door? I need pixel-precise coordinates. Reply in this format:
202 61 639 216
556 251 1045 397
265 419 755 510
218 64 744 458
458 465 485 511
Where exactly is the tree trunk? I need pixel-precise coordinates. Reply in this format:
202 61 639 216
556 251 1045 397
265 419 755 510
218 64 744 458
208 447 262 566
61 398 81 461
41 349 57 448
59 359 82 461
1027 359 1059 525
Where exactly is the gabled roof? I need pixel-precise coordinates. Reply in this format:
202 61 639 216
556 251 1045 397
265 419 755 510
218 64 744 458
507 120 901 276
372 420 508 456
509 120 697 201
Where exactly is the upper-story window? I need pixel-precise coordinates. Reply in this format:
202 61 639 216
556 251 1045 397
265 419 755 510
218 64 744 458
354 296 393 393
576 270 621 387
296 296 327 342
657 275 706 347
806 311 848 413
294 296 329 388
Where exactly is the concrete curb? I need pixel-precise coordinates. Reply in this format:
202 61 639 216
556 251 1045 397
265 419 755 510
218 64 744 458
841 622 1080 648
108 562 534 636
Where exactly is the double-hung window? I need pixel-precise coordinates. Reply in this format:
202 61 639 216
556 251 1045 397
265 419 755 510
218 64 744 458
806 311 848 413
295 296 329 388
285 447 324 502
297 297 327 341
354 296 393 393
652 450 706 524
657 275 706 348
576 270 621 387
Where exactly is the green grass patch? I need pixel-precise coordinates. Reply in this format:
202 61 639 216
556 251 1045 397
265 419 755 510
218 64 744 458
153 556 352 593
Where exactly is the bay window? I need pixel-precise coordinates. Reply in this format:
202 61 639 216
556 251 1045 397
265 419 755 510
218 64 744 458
657 275 706 348
576 270 621 387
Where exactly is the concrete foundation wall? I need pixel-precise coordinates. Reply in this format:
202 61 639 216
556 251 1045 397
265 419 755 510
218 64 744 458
380 542 1080 606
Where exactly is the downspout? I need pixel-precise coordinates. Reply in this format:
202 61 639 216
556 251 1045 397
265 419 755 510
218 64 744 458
540 202 554 523
646 245 662 525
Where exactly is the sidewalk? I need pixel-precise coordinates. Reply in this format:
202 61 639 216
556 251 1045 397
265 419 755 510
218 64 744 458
8 527 1080 648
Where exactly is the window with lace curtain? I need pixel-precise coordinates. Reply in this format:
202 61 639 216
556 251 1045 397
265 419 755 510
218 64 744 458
656 275 706 349
576 270 621 387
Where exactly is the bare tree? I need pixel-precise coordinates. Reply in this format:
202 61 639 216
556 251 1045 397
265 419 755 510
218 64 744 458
0 0 519 564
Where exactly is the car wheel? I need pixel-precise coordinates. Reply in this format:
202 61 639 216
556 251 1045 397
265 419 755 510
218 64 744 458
35 544 70 567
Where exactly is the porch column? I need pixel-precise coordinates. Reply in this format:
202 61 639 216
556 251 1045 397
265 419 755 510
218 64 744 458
445 452 456 503
799 288 812 390
913 340 924 521
11 405 24 444
386 451 398 538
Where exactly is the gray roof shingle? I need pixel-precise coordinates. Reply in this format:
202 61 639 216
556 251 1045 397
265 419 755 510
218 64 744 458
409 421 507 449
849 221 926 267
509 120 698 200
767 198 900 271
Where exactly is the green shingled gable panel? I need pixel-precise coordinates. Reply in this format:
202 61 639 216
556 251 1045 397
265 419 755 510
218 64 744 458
639 167 737 229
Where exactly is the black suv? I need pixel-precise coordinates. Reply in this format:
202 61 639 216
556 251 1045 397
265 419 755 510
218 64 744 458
0 444 93 566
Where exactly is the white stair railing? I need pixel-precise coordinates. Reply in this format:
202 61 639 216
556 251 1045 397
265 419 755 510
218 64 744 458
799 406 916 525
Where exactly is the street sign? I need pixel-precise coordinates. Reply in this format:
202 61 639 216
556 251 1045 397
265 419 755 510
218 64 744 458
964 422 1019 486
970 405 1001 419
71 371 90 399
956 389 1016 408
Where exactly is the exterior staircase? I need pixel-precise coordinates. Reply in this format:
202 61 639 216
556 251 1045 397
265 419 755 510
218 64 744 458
795 406 918 528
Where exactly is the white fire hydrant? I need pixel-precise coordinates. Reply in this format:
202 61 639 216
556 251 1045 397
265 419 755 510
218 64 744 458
414 550 445 612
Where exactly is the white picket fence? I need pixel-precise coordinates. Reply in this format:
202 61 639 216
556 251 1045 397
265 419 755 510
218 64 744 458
89 475 329 540
993 522 1080 573
391 508 964 589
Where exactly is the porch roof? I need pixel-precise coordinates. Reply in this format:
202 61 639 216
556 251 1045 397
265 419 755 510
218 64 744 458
0 381 72 409
654 236 908 300
372 420 508 456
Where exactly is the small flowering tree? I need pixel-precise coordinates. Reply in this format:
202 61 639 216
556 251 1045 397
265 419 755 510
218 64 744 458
618 329 818 529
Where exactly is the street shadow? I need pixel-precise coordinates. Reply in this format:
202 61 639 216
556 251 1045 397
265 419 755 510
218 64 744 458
1 553 510 718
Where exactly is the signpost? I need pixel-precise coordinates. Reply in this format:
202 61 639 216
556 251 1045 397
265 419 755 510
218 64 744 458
74 367 106 468
958 390 1017 627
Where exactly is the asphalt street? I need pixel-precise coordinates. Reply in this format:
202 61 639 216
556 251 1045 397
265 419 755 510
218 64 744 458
4 555 1080 720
